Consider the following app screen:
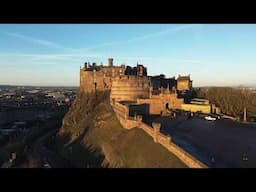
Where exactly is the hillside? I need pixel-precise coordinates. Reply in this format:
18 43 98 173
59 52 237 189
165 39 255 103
55 89 187 168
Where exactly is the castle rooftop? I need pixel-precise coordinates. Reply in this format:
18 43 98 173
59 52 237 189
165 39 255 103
177 75 191 80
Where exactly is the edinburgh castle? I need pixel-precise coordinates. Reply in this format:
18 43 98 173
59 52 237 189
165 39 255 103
80 58 220 116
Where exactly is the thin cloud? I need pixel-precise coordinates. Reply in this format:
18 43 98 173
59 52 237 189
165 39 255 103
3 24 202 55
0 52 203 66
0 52 107 65
78 24 202 51
4 32 69 50
112 55 203 65
127 24 201 42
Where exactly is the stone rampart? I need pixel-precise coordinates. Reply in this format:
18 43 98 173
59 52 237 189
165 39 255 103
111 100 207 168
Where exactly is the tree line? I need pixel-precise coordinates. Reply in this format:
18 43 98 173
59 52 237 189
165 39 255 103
195 87 256 121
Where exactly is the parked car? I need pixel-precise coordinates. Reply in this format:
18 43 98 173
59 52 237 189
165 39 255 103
205 116 217 121
43 163 51 168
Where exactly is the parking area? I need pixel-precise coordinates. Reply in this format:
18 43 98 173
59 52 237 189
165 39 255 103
143 114 256 167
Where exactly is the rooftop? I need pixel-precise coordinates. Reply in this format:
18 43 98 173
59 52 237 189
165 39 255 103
177 75 191 81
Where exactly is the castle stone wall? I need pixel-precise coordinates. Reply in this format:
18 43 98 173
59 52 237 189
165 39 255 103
137 98 162 114
112 102 141 129
181 103 212 113
111 101 206 168
110 76 150 102
177 79 190 91
139 121 206 168
80 65 125 93
112 102 129 120
137 93 184 115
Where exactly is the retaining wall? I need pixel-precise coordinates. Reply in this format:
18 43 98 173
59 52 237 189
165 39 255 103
139 122 206 168
112 102 207 168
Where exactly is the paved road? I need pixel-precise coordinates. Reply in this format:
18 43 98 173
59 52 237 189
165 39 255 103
143 115 256 168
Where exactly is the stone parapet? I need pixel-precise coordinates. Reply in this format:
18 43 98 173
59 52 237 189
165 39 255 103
111 102 206 168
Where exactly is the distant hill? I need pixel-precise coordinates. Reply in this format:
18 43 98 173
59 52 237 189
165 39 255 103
55 90 186 168
0 85 17 89
195 84 256 89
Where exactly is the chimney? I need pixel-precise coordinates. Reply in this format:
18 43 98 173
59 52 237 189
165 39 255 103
108 58 113 66
92 62 96 67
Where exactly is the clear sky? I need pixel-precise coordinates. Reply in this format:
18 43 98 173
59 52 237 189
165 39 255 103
0 24 256 87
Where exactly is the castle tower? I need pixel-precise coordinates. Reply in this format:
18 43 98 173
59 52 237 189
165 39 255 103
84 62 88 69
108 58 113 66
177 75 192 91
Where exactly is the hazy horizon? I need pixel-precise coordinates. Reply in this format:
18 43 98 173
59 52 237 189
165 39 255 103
1 83 255 88
1 24 256 87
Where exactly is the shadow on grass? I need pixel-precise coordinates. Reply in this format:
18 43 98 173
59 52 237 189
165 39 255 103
49 90 115 168
55 127 107 168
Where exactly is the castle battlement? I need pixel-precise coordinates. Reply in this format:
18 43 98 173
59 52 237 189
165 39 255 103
80 58 148 93
112 75 150 81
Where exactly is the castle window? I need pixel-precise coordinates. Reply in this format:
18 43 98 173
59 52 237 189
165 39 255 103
94 82 97 90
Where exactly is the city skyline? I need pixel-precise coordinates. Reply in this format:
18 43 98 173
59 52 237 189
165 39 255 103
1 24 256 87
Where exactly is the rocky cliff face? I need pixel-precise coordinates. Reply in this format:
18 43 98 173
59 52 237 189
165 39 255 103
57 89 186 168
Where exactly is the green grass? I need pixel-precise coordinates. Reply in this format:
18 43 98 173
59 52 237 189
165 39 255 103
108 128 187 168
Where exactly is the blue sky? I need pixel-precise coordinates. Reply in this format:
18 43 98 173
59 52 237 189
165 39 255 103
0 24 256 87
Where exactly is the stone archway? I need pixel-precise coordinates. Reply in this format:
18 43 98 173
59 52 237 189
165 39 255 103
165 103 169 110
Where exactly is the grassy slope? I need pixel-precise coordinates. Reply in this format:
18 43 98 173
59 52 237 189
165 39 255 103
57 89 187 168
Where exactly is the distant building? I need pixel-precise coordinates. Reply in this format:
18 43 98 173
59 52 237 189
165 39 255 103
26 90 40 94
3 92 16 97
47 92 65 100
